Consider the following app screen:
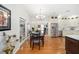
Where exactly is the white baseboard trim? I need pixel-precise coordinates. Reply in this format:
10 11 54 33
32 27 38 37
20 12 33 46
13 36 30 54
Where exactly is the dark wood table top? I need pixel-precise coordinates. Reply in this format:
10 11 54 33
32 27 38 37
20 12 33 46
65 35 79 40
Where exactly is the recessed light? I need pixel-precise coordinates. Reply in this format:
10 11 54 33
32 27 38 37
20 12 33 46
71 18 74 19
62 18 64 20
75 17 78 19
51 16 54 19
65 18 67 19
55 17 57 19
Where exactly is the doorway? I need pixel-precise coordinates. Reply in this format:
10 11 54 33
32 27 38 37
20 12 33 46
19 17 25 42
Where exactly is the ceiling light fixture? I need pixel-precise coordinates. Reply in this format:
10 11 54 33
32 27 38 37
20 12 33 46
36 8 45 20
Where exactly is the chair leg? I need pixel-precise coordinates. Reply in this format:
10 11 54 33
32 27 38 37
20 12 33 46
32 42 34 50
39 44 40 50
30 40 31 48
39 41 40 50
41 37 44 47
42 39 44 47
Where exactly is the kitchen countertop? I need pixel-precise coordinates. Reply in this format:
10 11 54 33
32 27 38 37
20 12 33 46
65 35 79 40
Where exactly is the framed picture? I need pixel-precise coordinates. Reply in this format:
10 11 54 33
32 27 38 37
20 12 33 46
0 5 11 31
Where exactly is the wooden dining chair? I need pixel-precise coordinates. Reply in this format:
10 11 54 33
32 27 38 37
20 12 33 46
31 33 41 50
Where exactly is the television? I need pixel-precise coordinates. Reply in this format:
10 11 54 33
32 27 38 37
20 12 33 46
0 5 11 31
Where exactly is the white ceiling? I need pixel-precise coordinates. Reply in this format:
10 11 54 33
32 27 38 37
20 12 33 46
24 4 79 18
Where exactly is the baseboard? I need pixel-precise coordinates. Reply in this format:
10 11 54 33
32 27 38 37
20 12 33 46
13 36 30 54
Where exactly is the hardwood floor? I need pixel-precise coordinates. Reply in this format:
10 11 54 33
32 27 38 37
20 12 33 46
16 35 66 54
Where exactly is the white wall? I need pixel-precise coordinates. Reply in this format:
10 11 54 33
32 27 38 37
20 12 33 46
2 4 29 39
0 4 30 53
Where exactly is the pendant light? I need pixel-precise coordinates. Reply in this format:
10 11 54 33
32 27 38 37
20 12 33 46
36 8 45 20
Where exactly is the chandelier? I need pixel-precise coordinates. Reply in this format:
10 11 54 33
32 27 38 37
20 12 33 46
36 8 45 20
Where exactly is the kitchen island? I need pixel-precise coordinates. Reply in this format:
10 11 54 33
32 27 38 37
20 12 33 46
65 35 79 54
